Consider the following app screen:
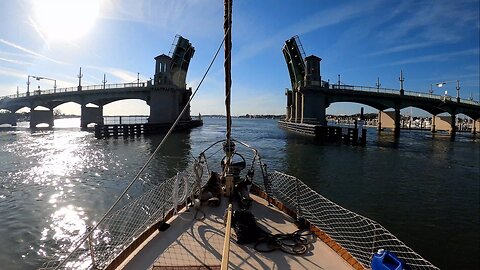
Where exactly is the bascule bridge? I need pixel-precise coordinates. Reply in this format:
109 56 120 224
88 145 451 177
280 36 480 138
0 35 196 129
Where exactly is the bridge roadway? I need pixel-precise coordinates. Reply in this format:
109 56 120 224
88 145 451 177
292 83 480 137
0 81 191 128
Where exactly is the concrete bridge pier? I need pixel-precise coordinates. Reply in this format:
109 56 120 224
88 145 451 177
377 110 382 131
0 112 17 126
148 90 178 124
450 113 456 139
378 110 401 135
472 119 479 134
302 89 327 125
81 105 104 128
431 114 436 133
394 107 401 138
30 108 54 128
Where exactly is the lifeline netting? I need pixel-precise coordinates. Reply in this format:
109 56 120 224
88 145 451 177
41 141 439 270
265 171 439 270
40 164 209 270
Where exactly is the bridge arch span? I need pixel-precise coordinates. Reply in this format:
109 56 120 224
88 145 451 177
33 105 51 111
396 101 446 116
327 96 390 111
326 102 378 115
456 108 480 121
82 93 150 107
103 99 150 115
399 106 435 117
53 102 82 116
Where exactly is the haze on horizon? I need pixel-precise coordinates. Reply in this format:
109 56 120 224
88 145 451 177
0 0 479 117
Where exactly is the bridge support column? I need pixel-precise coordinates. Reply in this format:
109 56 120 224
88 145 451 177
148 89 180 124
81 105 103 128
377 110 382 131
302 89 327 125
450 113 456 139
30 108 54 128
394 107 401 138
294 90 301 123
431 115 436 133
0 112 17 126
472 119 479 134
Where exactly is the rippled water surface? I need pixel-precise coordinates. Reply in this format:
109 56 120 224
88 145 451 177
0 117 478 269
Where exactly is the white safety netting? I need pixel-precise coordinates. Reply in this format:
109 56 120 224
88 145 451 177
40 165 208 270
265 171 439 270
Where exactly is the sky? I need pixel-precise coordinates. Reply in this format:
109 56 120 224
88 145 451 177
0 0 479 116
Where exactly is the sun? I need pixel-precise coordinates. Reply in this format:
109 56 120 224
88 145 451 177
33 0 101 43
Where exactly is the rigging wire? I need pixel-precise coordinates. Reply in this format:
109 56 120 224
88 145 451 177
55 23 232 270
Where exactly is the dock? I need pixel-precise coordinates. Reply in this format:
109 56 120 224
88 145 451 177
278 120 366 146
94 119 203 139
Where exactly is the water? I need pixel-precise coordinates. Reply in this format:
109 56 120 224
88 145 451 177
0 117 478 269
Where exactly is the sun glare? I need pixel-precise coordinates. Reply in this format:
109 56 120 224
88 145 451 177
33 0 100 42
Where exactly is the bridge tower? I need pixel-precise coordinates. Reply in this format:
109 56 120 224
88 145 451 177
154 54 172 86
149 35 195 124
282 36 327 125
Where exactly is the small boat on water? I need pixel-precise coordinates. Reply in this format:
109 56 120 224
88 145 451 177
41 1 439 269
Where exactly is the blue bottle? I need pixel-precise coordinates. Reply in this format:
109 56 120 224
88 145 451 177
371 249 411 270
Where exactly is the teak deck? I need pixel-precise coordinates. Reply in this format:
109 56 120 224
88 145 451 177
116 194 355 270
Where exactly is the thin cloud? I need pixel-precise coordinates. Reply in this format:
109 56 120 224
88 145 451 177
0 66 26 79
0 66 79 93
375 0 479 47
234 1 381 65
365 41 437 57
28 16 49 48
385 48 479 66
107 68 139 82
0 38 66 64
290 1 381 36
86 65 146 83
0 57 28 65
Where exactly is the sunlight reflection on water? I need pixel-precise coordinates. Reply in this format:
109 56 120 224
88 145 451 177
0 118 478 269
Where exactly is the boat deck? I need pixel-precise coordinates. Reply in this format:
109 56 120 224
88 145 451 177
118 194 355 270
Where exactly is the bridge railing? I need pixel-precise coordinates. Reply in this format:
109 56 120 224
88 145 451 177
328 84 480 105
0 82 147 100
403 90 444 101
103 115 149 125
329 84 400 95
460 98 480 105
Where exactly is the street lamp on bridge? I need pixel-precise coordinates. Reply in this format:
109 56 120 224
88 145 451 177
27 75 57 96
430 80 460 102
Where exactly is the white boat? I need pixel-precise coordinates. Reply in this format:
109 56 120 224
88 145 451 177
40 1 439 269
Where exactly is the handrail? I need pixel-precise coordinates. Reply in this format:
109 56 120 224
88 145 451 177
221 203 233 270
327 84 479 105
0 82 148 99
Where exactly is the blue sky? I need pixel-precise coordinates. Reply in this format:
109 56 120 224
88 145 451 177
0 0 479 116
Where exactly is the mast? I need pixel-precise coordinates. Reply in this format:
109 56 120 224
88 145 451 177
224 0 232 145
